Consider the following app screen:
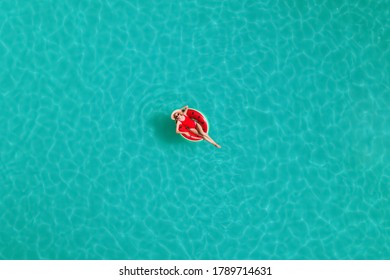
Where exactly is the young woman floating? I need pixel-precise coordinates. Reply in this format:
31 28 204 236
171 105 221 148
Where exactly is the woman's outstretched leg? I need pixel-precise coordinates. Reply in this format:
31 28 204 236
205 136 221 148
194 124 221 148
190 128 220 148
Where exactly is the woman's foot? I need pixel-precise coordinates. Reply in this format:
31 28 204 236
214 144 221 148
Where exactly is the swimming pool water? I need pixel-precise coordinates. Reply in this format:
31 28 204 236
0 0 389 259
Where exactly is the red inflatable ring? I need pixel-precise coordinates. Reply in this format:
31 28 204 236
177 108 209 142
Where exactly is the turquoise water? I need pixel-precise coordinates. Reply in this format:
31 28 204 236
0 0 389 259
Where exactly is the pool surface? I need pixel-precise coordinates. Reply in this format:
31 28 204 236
0 0 389 259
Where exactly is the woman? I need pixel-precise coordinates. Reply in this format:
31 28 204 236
171 105 221 148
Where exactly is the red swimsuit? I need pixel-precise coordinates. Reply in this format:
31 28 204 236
180 115 197 129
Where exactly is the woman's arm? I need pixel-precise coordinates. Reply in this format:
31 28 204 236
181 105 189 114
176 121 183 134
176 122 190 136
